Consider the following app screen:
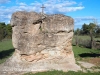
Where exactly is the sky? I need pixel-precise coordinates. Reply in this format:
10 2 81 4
0 0 100 29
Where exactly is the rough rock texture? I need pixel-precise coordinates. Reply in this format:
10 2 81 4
0 11 81 73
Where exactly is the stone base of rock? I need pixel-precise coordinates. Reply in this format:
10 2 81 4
78 61 100 73
0 50 81 72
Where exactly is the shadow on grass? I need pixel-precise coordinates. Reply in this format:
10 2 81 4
0 49 15 59
79 53 100 57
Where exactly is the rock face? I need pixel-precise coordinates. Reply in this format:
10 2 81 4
0 11 81 72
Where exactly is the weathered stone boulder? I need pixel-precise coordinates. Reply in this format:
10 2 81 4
0 11 81 72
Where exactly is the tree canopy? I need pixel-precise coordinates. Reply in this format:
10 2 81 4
0 22 12 41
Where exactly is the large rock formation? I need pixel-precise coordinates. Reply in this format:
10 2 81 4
0 11 81 72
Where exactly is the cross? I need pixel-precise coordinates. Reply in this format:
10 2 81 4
41 4 46 15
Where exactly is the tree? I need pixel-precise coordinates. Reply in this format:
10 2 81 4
5 24 12 38
0 22 12 41
95 25 100 37
88 23 96 49
81 22 96 49
74 28 80 35
0 22 6 41
82 23 89 35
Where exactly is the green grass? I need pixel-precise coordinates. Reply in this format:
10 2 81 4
24 70 100 75
73 35 100 41
0 39 13 51
0 39 14 64
73 46 100 58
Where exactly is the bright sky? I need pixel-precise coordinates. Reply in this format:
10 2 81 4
0 0 100 29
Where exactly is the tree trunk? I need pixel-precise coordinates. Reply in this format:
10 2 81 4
90 30 94 49
75 35 79 46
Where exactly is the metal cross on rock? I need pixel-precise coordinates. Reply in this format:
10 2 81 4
41 4 46 15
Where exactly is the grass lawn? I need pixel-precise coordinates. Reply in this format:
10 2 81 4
0 39 13 51
24 70 100 75
73 46 100 58
0 39 14 64
73 46 100 66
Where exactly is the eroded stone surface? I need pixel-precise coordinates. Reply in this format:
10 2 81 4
0 11 81 73
78 61 95 69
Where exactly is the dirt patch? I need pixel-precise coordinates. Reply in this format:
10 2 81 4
88 58 100 66
81 57 100 66
77 59 100 72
